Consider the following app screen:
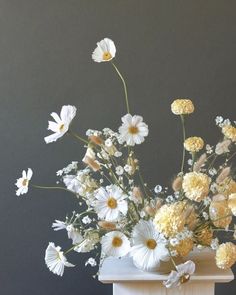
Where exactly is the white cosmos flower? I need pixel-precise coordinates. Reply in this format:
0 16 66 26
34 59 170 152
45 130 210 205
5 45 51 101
101 231 130 257
130 220 169 271
44 105 77 144
52 220 66 231
94 185 128 222
15 168 33 196
45 242 75 276
118 114 149 146
163 260 195 288
92 38 116 63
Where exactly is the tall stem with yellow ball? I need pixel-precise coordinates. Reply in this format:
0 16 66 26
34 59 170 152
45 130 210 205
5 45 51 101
111 61 130 114
180 115 186 173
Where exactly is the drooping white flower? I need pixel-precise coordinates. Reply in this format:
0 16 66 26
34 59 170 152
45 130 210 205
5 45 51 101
92 38 116 63
130 220 169 271
163 260 195 288
118 114 149 146
44 105 77 144
66 224 83 245
101 231 130 257
94 185 128 222
85 257 97 267
15 168 33 196
74 232 100 253
52 220 66 231
45 242 75 276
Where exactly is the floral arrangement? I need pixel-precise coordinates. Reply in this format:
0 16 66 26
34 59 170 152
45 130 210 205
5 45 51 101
15 38 236 288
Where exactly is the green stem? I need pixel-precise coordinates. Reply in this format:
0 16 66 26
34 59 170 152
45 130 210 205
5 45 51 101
191 152 196 171
32 184 76 196
68 130 89 145
111 62 130 114
180 115 186 174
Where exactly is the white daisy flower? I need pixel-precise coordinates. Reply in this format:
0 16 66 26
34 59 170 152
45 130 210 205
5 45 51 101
101 231 130 257
163 260 195 288
94 185 128 221
52 220 66 231
44 105 77 144
44 242 75 276
92 38 116 63
130 220 169 271
15 168 33 196
118 114 149 146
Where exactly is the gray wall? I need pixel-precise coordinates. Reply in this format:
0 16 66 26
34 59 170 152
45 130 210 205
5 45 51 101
0 0 235 294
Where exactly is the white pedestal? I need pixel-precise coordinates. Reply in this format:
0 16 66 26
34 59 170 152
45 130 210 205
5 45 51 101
99 252 234 295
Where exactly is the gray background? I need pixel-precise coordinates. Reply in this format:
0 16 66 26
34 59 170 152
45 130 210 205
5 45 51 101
0 0 235 294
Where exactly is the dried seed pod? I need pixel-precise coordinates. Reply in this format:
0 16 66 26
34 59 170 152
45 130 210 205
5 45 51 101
193 153 207 172
132 187 143 203
216 167 231 184
144 205 156 216
89 135 103 145
172 176 182 191
98 221 116 230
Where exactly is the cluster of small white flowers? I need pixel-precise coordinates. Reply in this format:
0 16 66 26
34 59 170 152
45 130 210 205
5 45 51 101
170 228 193 246
166 195 175 203
102 128 118 138
209 168 217 176
188 159 193 166
210 238 219 250
210 183 218 194
86 129 102 137
154 185 162 194
115 166 124 175
56 161 78 176
82 215 92 224
85 257 97 267
215 116 231 128
203 196 212 206
202 211 209 220
205 144 213 154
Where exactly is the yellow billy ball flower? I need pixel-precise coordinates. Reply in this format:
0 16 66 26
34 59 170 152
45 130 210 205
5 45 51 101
171 99 194 115
195 226 213 246
184 137 204 153
182 172 210 202
216 242 236 269
222 125 236 142
217 177 236 197
173 238 194 257
228 193 236 216
209 199 232 228
154 202 186 237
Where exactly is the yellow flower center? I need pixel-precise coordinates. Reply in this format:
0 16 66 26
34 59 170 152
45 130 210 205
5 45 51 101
59 124 65 132
128 126 139 134
112 236 123 247
107 197 117 209
180 274 190 284
103 51 112 61
146 239 157 250
22 179 28 186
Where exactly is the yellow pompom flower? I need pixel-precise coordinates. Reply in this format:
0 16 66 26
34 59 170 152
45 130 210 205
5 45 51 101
195 226 213 246
209 199 232 228
222 125 236 142
171 99 194 115
154 201 194 237
173 238 194 257
184 137 204 153
217 177 236 197
228 193 236 216
182 172 210 202
216 242 236 269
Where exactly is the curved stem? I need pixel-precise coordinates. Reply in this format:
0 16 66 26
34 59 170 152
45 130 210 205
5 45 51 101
111 61 130 114
180 115 186 173
32 184 76 196
68 130 89 145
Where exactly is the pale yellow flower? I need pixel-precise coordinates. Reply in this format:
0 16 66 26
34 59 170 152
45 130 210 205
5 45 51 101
194 226 213 246
182 172 210 202
172 238 194 257
215 242 236 269
154 202 188 237
184 137 204 153
228 193 236 216
171 99 194 115
209 199 232 228
222 125 236 142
